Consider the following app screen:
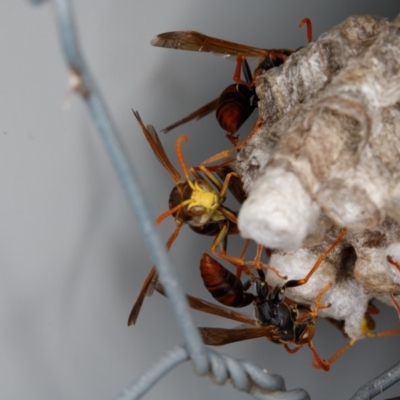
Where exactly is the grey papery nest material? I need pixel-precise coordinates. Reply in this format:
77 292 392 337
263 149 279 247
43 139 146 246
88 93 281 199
234 14 400 340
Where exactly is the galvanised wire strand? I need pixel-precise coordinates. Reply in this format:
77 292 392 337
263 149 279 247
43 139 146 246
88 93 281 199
42 0 209 376
28 0 307 399
118 346 189 400
118 345 310 400
349 361 400 400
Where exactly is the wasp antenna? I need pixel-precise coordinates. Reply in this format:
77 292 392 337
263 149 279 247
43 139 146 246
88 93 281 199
156 203 183 225
155 199 192 225
175 134 191 181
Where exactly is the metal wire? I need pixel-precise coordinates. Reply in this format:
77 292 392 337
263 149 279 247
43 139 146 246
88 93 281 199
49 0 209 376
118 345 310 400
349 361 400 400
27 1 400 399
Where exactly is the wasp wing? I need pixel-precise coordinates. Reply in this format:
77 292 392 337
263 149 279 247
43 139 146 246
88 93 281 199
133 110 181 183
151 31 270 58
127 267 159 326
155 282 256 326
161 98 219 134
199 326 278 346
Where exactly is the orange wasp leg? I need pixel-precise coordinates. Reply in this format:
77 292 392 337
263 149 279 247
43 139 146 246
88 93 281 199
234 239 251 279
209 225 286 281
313 304 400 370
297 282 333 324
233 17 311 88
390 294 400 320
201 118 263 165
387 255 400 272
207 222 249 277
194 164 238 200
284 344 301 354
232 55 252 86
284 228 347 289
309 341 330 371
385 256 400 319
282 229 346 369
254 244 287 280
299 17 313 43
285 283 332 370
189 166 223 191
303 283 333 371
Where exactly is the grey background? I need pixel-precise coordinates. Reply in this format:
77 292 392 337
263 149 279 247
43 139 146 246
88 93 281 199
1 2 399 400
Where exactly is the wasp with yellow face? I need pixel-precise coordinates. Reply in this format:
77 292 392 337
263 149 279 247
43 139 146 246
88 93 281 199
129 111 249 325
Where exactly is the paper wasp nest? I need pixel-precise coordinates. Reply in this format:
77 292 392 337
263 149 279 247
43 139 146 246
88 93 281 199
235 14 400 339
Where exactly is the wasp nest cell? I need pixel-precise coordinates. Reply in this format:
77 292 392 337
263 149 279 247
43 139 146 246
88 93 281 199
235 14 400 339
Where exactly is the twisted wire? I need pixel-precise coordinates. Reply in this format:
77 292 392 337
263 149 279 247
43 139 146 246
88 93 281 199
349 361 400 400
118 345 310 400
35 0 210 375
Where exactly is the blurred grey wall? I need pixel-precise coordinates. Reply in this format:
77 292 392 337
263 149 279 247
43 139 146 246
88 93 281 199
0 2 399 400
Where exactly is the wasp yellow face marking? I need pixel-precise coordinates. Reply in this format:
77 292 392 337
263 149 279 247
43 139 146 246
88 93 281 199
182 179 225 225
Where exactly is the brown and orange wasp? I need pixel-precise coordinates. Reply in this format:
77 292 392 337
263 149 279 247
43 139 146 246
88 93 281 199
128 112 276 325
154 254 333 370
151 18 312 145
195 228 347 371
195 230 400 370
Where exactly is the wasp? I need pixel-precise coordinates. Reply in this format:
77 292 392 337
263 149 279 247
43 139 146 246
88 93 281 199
128 111 261 325
196 251 332 370
154 257 332 370
197 231 400 370
151 18 312 145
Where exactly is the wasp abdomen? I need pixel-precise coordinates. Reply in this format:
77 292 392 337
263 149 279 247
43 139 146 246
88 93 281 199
200 253 253 307
216 84 255 134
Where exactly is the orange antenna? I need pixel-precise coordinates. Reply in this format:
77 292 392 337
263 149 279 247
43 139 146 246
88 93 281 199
156 200 191 225
299 17 313 43
175 134 191 180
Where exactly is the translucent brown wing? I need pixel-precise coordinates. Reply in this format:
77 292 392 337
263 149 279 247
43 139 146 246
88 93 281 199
155 282 255 326
162 98 219 134
199 326 278 346
133 110 181 183
127 267 158 326
128 223 182 325
151 31 271 58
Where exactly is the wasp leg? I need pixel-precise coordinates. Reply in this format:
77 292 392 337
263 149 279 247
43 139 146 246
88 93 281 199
284 344 302 354
284 228 347 290
390 294 400 320
253 244 287 280
201 118 263 165
299 17 313 43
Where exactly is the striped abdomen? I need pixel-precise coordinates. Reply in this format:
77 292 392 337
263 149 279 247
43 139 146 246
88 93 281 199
216 84 256 134
200 253 253 307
